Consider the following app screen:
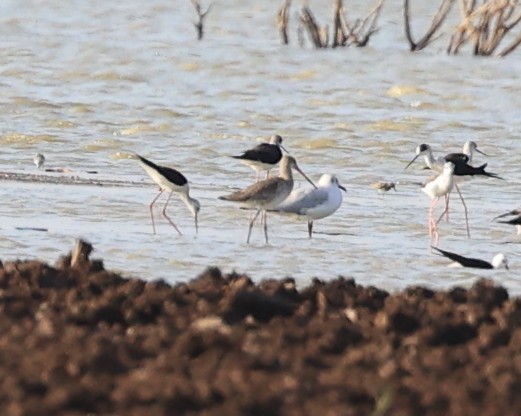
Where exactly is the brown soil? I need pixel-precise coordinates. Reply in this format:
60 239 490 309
1 241 521 416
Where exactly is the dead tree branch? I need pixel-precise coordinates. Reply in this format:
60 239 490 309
448 0 521 56
404 0 455 51
299 6 328 47
278 0 292 44
191 0 212 40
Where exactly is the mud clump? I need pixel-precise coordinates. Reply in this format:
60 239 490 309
1 242 521 415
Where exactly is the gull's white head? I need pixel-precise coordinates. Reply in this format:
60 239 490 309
318 174 346 191
492 253 509 270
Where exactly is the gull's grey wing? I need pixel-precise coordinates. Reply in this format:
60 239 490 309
277 188 329 214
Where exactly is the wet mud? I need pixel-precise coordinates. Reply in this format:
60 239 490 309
0 171 146 188
1 241 520 415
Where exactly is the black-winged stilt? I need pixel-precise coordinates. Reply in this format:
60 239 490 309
432 246 509 269
406 143 502 238
219 155 315 244
421 162 455 246
134 154 200 235
232 134 287 180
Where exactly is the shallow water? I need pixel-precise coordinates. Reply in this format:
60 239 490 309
1 0 520 292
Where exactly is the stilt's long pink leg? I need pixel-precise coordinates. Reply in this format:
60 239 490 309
149 190 164 235
444 194 450 222
162 192 182 236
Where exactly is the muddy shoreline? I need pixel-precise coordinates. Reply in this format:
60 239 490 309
1 241 520 415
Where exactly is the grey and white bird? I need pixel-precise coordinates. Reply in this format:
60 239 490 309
219 155 315 244
33 153 45 169
274 174 346 238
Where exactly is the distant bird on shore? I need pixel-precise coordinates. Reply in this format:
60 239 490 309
432 246 509 270
274 174 346 238
421 162 454 246
219 155 316 244
34 153 45 169
495 208 521 235
134 154 200 235
371 181 397 194
232 134 288 181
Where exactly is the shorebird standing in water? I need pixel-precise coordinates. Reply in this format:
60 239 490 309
232 134 288 181
421 162 454 246
134 154 200 235
371 181 397 194
274 174 346 238
34 153 45 169
405 142 488 172
432 246 508 270
406 143 501 238
219 155 316 244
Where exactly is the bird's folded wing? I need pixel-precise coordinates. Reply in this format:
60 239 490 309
276 189 329 214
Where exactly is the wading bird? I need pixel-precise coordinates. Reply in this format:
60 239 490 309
274 174 346 238
219 155 316 244
34 153 45 169
232 134 288 181
134 154 200 236
421 162 454 246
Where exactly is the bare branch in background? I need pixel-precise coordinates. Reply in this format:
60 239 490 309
332 0 348 47
404 0 455 51
448 0 521 56
278 0 292 45
499 31 521 55
350 0 386 46
298 0 386 49
191 0 212 41
299 6 327 47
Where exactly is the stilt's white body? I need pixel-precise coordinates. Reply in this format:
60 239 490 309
422 162 455 245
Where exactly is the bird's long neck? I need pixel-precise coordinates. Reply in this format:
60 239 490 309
180 192 197 215
463 146 473 164
279 160 293 181
423 149 436 169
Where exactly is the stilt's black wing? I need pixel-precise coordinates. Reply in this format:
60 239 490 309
497 215 521 226
444 153 469 164
135 154 188 186
232 143 282 164
431 247 493 269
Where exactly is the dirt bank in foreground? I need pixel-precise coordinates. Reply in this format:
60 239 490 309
1 241 520 416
